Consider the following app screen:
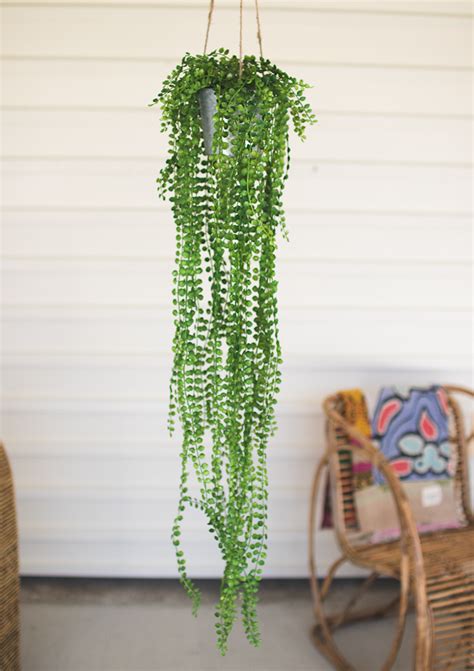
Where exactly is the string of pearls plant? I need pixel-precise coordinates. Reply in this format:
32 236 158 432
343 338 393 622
151 48 315 654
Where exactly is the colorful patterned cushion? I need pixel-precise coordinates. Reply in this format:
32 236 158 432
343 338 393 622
372 386 453 483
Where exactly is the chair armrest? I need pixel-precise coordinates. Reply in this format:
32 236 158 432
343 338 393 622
444 385 474 521
323 395 426 582
321 395 434 669
444 384 474 442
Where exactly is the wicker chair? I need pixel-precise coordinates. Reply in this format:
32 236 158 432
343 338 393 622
0 443 21 670
309 385 473 671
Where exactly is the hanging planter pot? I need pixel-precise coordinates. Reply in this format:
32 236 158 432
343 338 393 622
151 46 315 655
198 85 255 157
198 87 217 155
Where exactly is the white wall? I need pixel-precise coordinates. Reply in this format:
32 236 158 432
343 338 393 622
1 0 472 577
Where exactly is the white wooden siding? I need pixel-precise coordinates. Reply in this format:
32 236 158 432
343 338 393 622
1 0 472 578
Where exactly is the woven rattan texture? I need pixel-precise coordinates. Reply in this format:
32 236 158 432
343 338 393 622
0 443 20 671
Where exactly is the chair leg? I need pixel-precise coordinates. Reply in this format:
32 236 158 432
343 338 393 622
308 456 357 670
308 455 411 671
310 556 409 671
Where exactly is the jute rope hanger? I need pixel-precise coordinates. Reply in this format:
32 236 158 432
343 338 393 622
203 0 264 77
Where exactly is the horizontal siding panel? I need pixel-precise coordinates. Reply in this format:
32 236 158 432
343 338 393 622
3 346 473 397
3 60 472 117
10 466 317 507
4 109 473 164
3 363 471 442
2 310 472 365
3 5 471 66
3 211 472 262
18 530 348 578
2 366 471 417
9 455 317 491
3 159 472 212
4 1 472 14
1 404 322 447
7 439 318 459
3 258 471 308
14 492 317 541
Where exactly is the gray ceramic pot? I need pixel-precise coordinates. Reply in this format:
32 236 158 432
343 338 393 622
198 87 236 157
198 87 264 158
198 87 217 156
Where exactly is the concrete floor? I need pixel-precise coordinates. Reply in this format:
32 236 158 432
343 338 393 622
20 578 415 671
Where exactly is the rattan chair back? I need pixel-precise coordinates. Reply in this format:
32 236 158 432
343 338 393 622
328 385 473 543
309 385 474 671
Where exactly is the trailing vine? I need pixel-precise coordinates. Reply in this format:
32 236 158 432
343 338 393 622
151 49 315 654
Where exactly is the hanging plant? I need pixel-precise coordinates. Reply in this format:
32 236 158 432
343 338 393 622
151 23 315 654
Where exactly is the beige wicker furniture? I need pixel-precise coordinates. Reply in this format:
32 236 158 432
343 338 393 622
309 385 474 671
0 442 20 670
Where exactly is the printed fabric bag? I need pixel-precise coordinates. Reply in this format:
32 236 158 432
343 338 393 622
355 385 466 544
